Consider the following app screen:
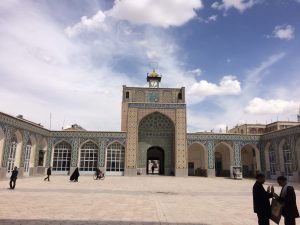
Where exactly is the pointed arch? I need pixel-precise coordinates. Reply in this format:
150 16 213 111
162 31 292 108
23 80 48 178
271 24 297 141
52 140 71 174
38 137 48 167
13 130 23 170
214 142 234 177
188 142 208 176
105 141 125 175
0 126 5 167
279 139 293 178
296 136 300 175
79 140 99 173
278 139 287 174
23 135 36 175
138 111 175 126
265 142 277 178
138 111 175 175
241 144 260 178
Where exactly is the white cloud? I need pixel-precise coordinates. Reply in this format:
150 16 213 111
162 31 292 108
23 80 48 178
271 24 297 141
273 25 295 40
211 2 220 9
107 0 203 28
188 75 241 98
208 15 218 21
246 52 285 84
245 98 300 114
65 10 107 37
186 68 202 77
66 0 204 36
212 0 258 13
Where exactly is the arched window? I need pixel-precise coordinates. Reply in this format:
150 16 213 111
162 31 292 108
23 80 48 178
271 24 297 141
7 135 17 173
80 142 98 171
106 142 125 173
24 139 32 173
52 141 71 171
283 141 293 176
269 144 276 176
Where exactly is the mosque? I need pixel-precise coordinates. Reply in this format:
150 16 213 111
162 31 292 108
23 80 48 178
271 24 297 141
0 71 300 181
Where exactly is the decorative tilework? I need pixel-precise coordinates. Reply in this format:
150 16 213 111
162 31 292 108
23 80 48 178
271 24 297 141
233 142 241 166
20 130 30 167
148 91 159 103
46 138 54 167
207 140 214 169
129 103 186 109
1 125 13 167
71 138 80 167
138 112 175 168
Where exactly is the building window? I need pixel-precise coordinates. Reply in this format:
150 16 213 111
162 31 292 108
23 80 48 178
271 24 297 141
24 140 32 173
178 92 182 100
106 142 125 172
125 91 129 99
283 141 293 176
38 150 45 166
80 142 98 171
52 141 71 171
269 145 276 176
7 135 17 173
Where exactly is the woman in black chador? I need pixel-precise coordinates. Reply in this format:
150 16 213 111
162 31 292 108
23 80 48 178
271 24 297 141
69 167 80 182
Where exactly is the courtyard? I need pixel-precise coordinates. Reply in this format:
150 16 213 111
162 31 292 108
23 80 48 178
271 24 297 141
1 176 300 225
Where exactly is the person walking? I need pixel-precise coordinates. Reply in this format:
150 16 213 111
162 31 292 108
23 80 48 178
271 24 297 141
151 164 155 174
253 173 274 225
44 166 51 181
9 167 18 189
275 176 299 225
69 167 80 182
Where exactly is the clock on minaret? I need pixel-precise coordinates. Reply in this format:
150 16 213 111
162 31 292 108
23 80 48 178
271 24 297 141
147 69 162 88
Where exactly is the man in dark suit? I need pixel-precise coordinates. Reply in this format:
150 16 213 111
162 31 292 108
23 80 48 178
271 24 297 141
253 173 274 225
44 166 51 181
276 176 299 225
9 166 18 189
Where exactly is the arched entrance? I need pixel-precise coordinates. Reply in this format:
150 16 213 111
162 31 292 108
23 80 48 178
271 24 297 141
0 127 5 167
241 144 260 178
52 141 71 174
105 141 125 175
7 130 23 177
296 137 300 174
188 143 207 176
79 141 98 174
38 138 47 167
147 147 164 175
138 112 175 175
214 142 233 177
279 139 293 180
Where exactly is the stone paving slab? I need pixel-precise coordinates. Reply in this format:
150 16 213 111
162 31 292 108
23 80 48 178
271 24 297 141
0 176 300 225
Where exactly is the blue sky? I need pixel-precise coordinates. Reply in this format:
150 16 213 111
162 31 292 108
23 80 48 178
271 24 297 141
0 0 300 132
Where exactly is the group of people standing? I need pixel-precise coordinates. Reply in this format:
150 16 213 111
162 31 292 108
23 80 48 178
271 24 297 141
253 173 299 225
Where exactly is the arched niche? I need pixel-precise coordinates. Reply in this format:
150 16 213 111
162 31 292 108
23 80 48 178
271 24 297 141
188 142 208 176
214 142 233 177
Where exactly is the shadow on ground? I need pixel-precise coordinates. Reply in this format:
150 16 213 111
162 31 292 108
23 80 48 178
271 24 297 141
0 219 211 225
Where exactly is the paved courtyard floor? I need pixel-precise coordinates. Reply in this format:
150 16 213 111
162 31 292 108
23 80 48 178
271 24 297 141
0 175 300 225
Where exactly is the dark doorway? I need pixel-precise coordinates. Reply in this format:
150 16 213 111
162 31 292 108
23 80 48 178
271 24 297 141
147 147 164 175
215 152 222 177
188 162 195 176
